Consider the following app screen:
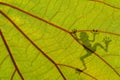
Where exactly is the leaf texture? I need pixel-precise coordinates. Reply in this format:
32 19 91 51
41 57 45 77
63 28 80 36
0 0 120 80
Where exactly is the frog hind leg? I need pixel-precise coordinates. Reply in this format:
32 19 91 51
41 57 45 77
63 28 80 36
80 51 92 71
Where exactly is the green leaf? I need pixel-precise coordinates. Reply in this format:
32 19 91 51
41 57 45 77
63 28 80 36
0 0 120 80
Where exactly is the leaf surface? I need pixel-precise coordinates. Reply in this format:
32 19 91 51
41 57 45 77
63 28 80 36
0 0 120 80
